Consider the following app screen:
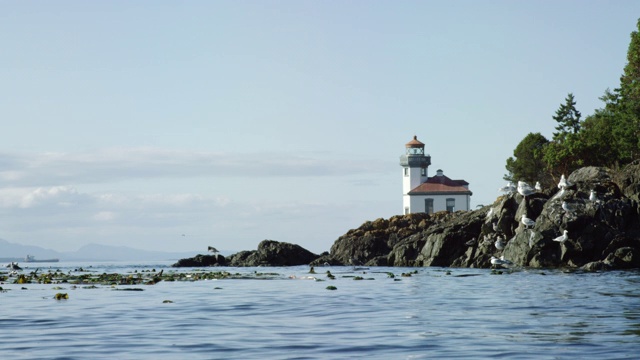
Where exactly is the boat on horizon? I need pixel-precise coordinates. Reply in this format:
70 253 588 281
24 255 59 263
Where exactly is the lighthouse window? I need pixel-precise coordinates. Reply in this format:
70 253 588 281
446 198 455 212
421 168 426 176
404 168 409 177
425 199 434 214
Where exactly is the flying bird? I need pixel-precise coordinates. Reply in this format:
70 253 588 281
208 246 219 254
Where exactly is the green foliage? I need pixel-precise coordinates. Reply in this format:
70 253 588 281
506 18 640 180
552 93 582 141
504 132 549 184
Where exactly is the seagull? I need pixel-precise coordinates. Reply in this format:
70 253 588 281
552 230 569 244
495 236 506 250
521 214 536 229
562 201 576 213
558 174 571 190
465 238 477 247
499 255 513 266
589 190 597 202
499 182 516 194
535 182 542 191
492 221 498 232
490 256 513 268
208 246 219 254
517 181 536 197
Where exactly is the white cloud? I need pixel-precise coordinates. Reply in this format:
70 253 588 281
0 148 388 188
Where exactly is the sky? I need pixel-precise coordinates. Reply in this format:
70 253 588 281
1 1 639 255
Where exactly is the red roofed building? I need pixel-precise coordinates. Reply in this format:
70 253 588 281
400 136 472 214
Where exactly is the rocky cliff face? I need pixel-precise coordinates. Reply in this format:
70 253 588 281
175 164 640 270
324 164 640 270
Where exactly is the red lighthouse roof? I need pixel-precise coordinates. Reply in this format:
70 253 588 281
405 135 424 148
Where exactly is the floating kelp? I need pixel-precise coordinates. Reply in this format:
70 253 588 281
54 293 68 300
326 286 337 290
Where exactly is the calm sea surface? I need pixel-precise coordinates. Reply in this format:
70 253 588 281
1 261 639 359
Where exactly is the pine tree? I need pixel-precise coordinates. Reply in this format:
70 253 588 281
552 93 582 142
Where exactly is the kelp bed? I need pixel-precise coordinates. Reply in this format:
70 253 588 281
0 268 285 286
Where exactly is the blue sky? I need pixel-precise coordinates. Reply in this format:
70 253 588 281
1 1 638 254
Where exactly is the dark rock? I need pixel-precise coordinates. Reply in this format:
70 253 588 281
173 240 318 267
172 254 226 267
328 164 640 270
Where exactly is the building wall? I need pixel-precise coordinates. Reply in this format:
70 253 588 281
402 166 428 196
406 193 470 214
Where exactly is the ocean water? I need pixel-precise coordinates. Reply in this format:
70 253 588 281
1 262 639 359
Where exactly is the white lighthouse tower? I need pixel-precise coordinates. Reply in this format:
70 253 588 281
400 135 431 214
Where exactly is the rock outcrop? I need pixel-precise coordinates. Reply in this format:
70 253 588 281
174 164 640 270
326 165 640 270
173 240 319 267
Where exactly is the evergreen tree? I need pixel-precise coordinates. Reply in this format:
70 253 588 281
504 132 549 185
552 93 581 141
600 19 640 163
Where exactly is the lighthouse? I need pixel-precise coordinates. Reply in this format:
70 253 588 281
400 135 472 214
400 135 431 214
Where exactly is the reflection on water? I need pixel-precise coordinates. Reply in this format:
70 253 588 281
1 262 639 359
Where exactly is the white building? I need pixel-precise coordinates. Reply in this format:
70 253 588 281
400 135 472 214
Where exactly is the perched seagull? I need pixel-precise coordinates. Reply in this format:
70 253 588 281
589 190 597 202
562 201 576 213
490 256 512 268
492 221 498 232
499 182 516 194
517 181 536 197
555 188 566 199
535 181 542 192
558 174 572 190
499 255 513 266
495 236 506 250
552 230 569 244
521 214 536 229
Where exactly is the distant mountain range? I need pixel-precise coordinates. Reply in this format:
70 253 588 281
0 238 207 262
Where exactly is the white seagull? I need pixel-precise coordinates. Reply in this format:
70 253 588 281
521 214 536 229
490 256 513 268
552 230 569 244
535 181 542 192
558 174 572 190
495 236 506 250
517 181 536 197
499 182 516 194
589 190 597 202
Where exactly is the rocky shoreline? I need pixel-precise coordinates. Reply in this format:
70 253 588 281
174 164 640 270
